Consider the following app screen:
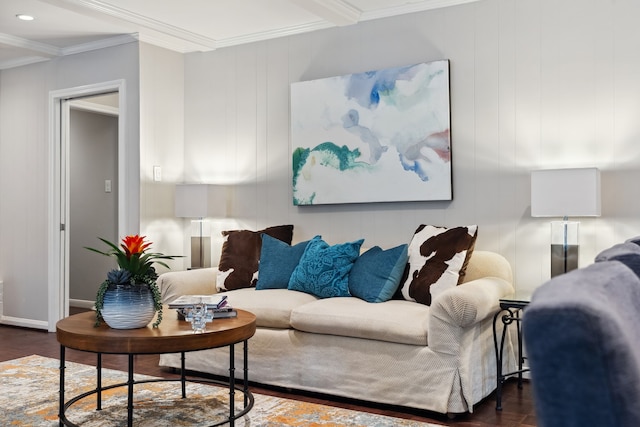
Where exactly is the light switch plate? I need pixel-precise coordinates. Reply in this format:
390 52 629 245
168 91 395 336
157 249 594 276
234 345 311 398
153 165 162 182
104 180 112 193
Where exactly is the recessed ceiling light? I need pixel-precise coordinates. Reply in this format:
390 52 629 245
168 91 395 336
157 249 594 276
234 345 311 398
16 14 35 21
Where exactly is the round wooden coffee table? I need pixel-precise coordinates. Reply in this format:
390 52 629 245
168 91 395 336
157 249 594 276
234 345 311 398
56 307 256 427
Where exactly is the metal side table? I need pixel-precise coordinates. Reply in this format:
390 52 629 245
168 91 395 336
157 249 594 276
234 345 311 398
493 295 530 410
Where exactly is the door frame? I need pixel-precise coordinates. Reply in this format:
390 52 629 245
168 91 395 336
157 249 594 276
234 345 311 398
47 79 128 331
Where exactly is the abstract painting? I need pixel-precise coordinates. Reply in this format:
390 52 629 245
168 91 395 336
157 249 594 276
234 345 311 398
291 60 451 206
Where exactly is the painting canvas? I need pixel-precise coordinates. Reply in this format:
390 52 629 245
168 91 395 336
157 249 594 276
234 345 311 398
291 60 452 206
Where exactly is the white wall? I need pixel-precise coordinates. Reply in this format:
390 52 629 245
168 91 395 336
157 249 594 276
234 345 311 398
0 42 140 327
138 43 186 270
182 0 640 295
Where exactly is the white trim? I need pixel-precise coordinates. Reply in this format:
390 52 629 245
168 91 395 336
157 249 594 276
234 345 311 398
0 33 137 71
0 316 49 331
361 0 480 21
215 21 334 49
48 79 127 332
55 0 217 50
0 32 60 57
69 99 119 117
291 0 361 26
60 34 139 56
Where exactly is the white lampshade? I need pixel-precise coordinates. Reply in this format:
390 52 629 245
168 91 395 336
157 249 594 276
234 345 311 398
531 168 601 218
175 184 226 219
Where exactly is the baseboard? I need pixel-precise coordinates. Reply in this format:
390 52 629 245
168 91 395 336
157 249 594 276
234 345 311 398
0 315 48 330
69 299 95 309
0 280 48 330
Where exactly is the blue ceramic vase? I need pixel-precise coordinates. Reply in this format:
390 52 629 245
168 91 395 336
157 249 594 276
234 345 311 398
101 285 156 329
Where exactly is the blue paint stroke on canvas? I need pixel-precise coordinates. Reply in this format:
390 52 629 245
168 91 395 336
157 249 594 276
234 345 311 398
291 60 451 205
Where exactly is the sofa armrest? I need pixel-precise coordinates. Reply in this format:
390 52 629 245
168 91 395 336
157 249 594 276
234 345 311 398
428 277 514 354
157 268 219 304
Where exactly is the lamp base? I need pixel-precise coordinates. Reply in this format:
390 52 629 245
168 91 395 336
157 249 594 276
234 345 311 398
190 236 211 269
551 244 579 277
550 220 580 277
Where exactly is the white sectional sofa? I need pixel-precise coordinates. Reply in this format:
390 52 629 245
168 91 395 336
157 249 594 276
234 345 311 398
157 249 516 415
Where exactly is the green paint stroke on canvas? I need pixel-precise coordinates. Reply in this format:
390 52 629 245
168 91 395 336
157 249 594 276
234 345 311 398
292 142 371 205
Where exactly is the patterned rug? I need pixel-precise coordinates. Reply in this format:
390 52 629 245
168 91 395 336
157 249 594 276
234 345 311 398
0 355 444 426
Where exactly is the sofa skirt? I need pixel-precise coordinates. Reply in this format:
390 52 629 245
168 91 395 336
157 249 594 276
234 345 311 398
158 319 513 414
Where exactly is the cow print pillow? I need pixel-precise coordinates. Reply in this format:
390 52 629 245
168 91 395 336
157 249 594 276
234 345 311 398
217 225 294 291
398 225 478 305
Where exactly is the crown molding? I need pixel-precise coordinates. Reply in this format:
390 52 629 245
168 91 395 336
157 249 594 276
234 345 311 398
136 31 215 53
55 0 218 51
291 0 361 26
216 20 334 49
60 33 138 56
361 0 480 21
0 33 60 57
0 33 136 70
216 0 480 49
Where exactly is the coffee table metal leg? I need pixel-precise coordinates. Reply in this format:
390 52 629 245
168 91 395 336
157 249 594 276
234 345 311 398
96 353 102 410
59 346 65 427
127 354 134 427
243 340 249 407
229 343 235 426
180 351 187 398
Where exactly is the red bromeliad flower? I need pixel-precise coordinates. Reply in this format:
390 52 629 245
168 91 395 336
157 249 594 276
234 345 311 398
121 235 152 258
86 235 179 280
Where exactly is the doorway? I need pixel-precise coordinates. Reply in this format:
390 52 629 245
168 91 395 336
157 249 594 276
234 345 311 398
68 96 119 308
48 80 130 331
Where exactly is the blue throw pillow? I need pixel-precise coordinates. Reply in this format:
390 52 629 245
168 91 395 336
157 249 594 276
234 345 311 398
348 244 408 303
288 236 364 298
256 234 310 290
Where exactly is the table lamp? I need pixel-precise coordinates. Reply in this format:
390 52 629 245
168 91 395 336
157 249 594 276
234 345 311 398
175 184 226 268
531 168 601 277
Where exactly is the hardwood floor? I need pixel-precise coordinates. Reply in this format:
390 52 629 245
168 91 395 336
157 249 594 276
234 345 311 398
0 320 537 426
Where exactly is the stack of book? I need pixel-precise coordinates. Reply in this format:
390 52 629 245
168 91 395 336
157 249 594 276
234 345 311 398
168 294 237 319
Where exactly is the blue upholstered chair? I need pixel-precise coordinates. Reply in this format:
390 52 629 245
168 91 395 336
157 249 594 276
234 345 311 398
595 241 640 263
522 259 640 427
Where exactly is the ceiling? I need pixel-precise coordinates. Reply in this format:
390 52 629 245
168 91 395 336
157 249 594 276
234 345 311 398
0 0 477 70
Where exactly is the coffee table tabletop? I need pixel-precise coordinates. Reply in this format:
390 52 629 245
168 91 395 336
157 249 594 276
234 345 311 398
56 307 256 354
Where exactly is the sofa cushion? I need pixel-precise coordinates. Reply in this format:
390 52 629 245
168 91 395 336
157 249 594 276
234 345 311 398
398 224 478 305
288 236 363 298
348 245 408 303
217 225 294 291
222 288 318 328
290 297 430 346
256 235 310 290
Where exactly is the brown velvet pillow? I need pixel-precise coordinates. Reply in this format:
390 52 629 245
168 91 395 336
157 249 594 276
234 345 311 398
216 225 294 291
398 224 478 305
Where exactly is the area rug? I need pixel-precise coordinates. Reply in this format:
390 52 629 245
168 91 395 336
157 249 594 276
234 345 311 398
0 355 444 426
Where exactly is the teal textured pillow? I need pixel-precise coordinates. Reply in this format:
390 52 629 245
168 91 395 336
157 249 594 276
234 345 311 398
256 235 310 290
288 236 364 298
348 245 408 303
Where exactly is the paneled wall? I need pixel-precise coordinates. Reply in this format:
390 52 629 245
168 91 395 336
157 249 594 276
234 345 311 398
139 43 186 270
180 0 640 294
